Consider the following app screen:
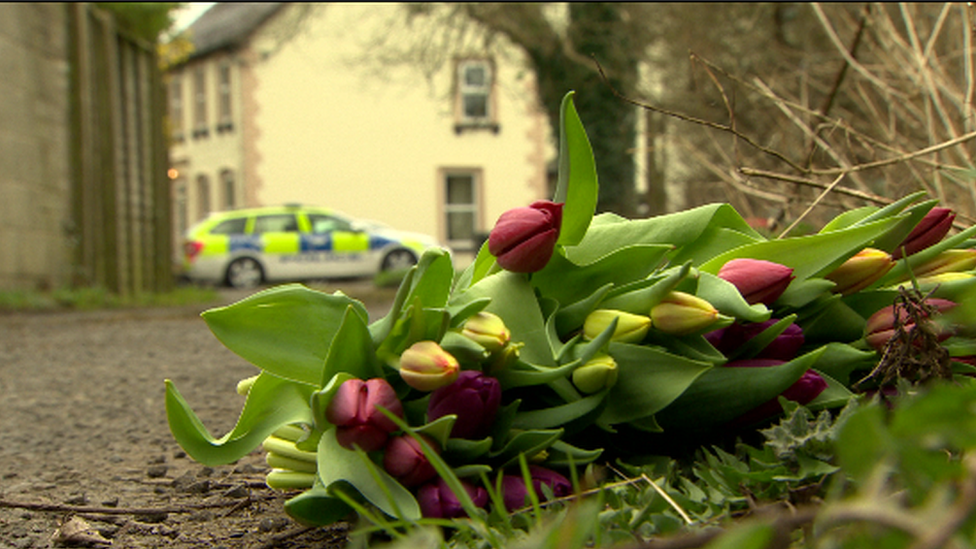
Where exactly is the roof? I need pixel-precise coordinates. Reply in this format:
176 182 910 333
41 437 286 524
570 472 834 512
183 3 285 60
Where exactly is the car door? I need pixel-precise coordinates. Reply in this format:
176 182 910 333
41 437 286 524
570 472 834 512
303 213 373 277
252 213 302 280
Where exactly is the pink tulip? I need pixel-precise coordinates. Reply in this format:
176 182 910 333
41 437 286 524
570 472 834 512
383 434 438 487
893 207 955 259
325 378 404 452
488 200 563 273
717 258 795 305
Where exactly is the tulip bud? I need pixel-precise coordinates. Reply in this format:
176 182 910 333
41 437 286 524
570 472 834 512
582 309 651 343
488 200 564 273
417 477 489 519
399 341 460 391
823 248 894 295
428 370 502 439
383 434 438 487
461 312 511 353
893 207 955 259
899 249 976 281
499 466 572 511
705 320 804 361
326 378 404 452
572 353 618 394
650 291 721 336
726 363 828 427
717 258 795 305
864 298 957 352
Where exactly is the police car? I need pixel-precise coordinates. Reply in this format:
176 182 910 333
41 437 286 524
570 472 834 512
181 205 442 288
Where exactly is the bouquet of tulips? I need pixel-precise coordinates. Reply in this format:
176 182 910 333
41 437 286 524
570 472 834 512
166 93 976 526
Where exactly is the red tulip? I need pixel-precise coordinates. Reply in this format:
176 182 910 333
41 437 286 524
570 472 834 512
325 378 404 452
383 434 438 487
717 258 795 306
427 370 501 440
488 200 563 273
417 477 488 518
893 207 955 259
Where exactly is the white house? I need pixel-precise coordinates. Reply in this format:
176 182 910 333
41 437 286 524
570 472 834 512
166 3 555 264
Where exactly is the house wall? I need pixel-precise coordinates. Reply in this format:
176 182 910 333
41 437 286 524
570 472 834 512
247 4 552 251
0 4 71 290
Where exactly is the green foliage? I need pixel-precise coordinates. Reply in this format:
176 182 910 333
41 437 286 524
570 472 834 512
97 2 182 43
0 285 219 311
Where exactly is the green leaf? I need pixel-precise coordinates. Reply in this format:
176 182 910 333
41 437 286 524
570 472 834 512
808 343 878 385
688 271 770 323
202 284 368 386
445 437 494 462
490 429 564 468
165 372 315 466
554 283 614 338
511 389 609 430
600 262 694 315
533 245 670 307
494 359 584 390
702 522 774 549
799 298 866 344
655 347 826 432
283 483 354 526
317 429 420 520
321 307 382 387
835 404 893 484
309 372 357 431
554 91 598 247
878 224 976 286
819 206 879 232
726 315 798 361
452 271 553 366
598 343 714 425
402 247 455 310
369 267 416 345
454 240 499 289
805 371 854 411
776 278 836 309
413 415 458 449
698 217 903 281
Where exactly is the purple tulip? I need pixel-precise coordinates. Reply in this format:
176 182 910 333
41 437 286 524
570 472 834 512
428 370 501 440
417 477 489 519
325 378 404 452
383 434 438 487
893 207 955 259
717 258 794 306
499 466 572 511
725 360 828 426
705 320 804 361
488 200 563 273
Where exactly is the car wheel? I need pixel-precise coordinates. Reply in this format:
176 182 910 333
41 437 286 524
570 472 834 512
226 257 264 289
381 249 418 272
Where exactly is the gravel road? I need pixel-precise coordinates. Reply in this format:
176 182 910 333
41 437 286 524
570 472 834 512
0 281 394 548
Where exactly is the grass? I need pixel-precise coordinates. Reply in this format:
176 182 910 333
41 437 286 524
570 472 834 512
0 284 221 312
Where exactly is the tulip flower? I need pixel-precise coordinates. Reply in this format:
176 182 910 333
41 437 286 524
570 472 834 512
488 200 564 273
823 248 894 295
650 291 722 336
399 341 460 391
893 207 955 259
705 320 804 361
326 378 404 452
417 477 489 518
725 362 828 426
864 298 957 352
461 312 511 353
898 249 976 281
717 258 795 305
383 434 438 487
583 309 651 343
499 466 572 511
428 370 502 439
572 353 618 394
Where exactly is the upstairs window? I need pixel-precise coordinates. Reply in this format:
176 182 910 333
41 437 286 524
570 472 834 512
217 61 233 132
455 60 498 134
192 65 208 138
168 75 184 141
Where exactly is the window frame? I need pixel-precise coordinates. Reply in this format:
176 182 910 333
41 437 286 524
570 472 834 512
196 174 211 221
454 59 499 134
220 169 235 210
168 74 184 141
440 169 483 250
216 60 233 133
192 65 208 138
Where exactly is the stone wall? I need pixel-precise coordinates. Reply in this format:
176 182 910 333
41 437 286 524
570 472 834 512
0 4 71 290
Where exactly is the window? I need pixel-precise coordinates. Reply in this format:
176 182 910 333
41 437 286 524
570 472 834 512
168 75 184 141
253 214 299 233
455 60 497 133
174 179 187 235
210 217 247 235
217 61 233 132
443 171 480 249
307 214 352 234
196 174 211 221
220 169 235 210
192 65 208 138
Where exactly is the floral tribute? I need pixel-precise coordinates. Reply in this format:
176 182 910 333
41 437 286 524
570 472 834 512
165 92 976 527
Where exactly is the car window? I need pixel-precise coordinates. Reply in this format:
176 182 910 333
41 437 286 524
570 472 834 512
253 214 299 233
308 214 352 234
209 217 247 235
